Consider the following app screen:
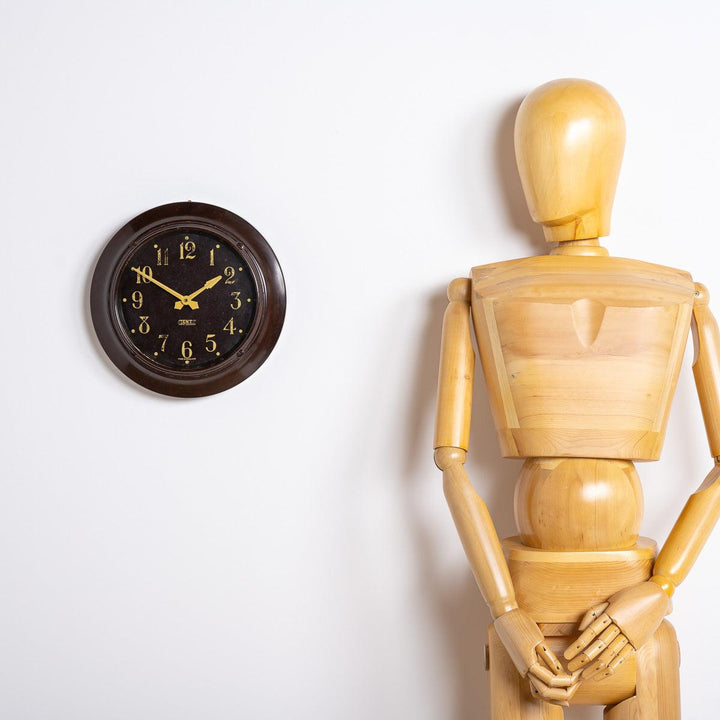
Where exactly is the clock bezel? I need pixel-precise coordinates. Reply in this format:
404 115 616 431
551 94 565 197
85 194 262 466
91 201 286 397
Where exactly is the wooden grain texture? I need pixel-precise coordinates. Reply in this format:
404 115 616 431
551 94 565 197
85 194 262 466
470 254 694 460
503 538 656 624
434 278 474 450
646 287 720 599
515 79 625 244
488 628 636 710
433 78 706 718
603 696 637 720
692 283 720 458
603 621 680 719
653 464 720 590
633 629 660 717
494 608 545 673
515 458 643 551
538 623 579 638
488 625 564 719
542 635 636 707
653 621 680 718
604 582 670 650
438 451 517 618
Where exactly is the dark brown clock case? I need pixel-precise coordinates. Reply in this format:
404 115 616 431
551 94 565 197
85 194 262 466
90 202 286 397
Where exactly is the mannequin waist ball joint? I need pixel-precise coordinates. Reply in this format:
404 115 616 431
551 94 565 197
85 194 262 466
434 78 720 717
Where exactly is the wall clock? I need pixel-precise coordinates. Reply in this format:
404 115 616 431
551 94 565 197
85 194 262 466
90 201 286 397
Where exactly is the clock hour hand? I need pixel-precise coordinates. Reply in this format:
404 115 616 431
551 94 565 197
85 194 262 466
174 275 223 309
131 267 199 310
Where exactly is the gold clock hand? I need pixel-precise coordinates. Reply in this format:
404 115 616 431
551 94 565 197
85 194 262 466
187 275 223 300
132 267 185 300
132 267 199 310
174 275 223 309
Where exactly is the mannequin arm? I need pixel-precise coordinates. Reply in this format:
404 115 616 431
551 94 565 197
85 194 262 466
435 279 578 703
565 282 720 680
434 278 515 618
652 283 720 593
435 447 517 619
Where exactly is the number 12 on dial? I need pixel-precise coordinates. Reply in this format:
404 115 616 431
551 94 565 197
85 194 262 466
90 202 285 397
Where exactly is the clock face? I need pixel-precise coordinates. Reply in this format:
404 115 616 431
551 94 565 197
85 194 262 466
116 230 257 371
91 202 286 397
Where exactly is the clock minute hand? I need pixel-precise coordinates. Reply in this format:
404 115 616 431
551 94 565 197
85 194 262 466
174 275 223 309
131 267 199 310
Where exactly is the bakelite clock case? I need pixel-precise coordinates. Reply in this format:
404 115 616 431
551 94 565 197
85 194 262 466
91 202 286 397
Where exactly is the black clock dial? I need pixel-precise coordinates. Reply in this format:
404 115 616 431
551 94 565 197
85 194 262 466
91 202 285 397
116 230 257 370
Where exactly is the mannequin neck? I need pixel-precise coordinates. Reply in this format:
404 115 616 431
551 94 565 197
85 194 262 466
549 238 608 257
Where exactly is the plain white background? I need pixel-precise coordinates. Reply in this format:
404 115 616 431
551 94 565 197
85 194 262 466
2 1 720 717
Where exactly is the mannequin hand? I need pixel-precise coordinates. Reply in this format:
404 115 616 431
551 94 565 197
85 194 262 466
494 609 581 706
564 581 671 680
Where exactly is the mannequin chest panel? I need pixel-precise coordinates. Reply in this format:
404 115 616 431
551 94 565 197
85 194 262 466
470 255 695 459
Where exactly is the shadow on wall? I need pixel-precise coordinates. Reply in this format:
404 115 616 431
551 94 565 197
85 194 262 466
403 285 500 720
494 99 547 257
401 98 599 720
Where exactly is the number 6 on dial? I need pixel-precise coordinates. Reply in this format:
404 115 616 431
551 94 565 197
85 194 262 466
90 201 285 397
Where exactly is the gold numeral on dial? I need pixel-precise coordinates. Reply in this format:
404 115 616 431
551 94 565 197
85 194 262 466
223 318 236 335
158 334 169 352
181 340 193 358
135 266 153 283
205 333 217 352
131 290 143 309
209 248 215 266
138 316 150 334
224 266 236 284
179 240 196 260
230 292 242 310
156 247 169 266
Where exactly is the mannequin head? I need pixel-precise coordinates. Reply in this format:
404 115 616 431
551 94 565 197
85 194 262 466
514 79 625 244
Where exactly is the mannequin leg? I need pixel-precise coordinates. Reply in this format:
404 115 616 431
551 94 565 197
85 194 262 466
604 620 680 720
487 625 563 719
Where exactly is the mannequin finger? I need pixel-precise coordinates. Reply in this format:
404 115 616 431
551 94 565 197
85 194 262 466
582 635 628 680
528 677 573 706
607 644 634 672
567 652 590 672
584 625 621 662
594 643 635 681
537 643 563 674
529 663 576 688
578 603 609 632
565 613 612 660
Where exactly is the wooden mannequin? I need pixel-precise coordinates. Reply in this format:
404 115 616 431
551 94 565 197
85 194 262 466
434 78 720 717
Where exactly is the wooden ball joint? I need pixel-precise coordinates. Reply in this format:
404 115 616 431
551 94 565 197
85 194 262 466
434 79 719 715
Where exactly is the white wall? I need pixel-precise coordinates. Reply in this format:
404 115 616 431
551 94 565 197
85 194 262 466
2 1 719 717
